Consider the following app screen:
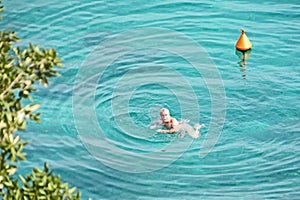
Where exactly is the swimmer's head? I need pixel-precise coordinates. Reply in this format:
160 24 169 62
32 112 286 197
160 108 171 123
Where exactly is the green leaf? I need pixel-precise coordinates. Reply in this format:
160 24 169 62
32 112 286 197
7 165 17 176
17 152 27 160
39 188 46 195
29 104 40 112
19 175 26 184
4 180 13 187
69 186 77 194
5 112 12 122
44 162 49 173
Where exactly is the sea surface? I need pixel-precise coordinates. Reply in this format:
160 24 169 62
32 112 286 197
1 0 300 199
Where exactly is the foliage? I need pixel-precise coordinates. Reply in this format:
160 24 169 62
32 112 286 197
0 1 82 199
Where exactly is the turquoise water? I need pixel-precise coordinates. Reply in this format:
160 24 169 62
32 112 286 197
1 0 300 199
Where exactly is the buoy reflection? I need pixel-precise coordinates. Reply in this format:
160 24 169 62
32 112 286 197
235 49 252 79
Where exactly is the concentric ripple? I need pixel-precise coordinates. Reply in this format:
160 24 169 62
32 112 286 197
73 27 225 173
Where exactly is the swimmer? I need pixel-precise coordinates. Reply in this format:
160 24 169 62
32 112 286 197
150 108 205 138
150 108 179 133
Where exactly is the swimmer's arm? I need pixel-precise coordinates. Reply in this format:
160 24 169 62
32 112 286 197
157 126 179 134
150 119 162 130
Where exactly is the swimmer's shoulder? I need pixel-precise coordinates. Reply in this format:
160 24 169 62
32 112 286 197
171 117 179 125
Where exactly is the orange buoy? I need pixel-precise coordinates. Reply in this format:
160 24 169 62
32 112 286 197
235 29 252 51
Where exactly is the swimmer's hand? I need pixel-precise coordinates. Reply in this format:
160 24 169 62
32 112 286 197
150 125 156 130
157 128 178 134
150 120 161 130
156 129 168 133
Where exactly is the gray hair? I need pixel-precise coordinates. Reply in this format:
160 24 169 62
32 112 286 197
160 108 170 115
